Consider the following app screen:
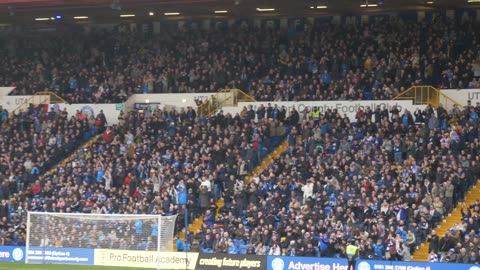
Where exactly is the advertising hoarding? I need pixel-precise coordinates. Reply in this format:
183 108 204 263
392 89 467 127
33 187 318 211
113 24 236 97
0 246 25 262
267 256 348 270
94 249 198 269
357 259 479 270
197 253 266 270
27 247 94 265
222 100 425 122
440 89 480 103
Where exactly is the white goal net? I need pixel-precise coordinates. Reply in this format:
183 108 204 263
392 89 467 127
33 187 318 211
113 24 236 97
26 212 178 269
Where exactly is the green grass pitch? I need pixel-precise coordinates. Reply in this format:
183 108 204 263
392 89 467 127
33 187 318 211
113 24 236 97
0 262 172 270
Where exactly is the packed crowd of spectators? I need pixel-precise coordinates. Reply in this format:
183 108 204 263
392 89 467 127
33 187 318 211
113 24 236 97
1 14 480 104
184 101 480 263
0 98 479 263
0 10 480 265
0 105 288 250
0 104 108 245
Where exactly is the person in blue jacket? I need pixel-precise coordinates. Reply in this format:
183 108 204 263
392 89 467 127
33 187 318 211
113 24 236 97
177 184 187 205
372 239 385 258
227 240 239 254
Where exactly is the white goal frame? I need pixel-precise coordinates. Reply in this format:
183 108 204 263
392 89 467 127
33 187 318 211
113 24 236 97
26 212 178 269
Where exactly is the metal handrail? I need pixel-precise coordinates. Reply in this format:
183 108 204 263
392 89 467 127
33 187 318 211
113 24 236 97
197 88 256 117
12 91 66 114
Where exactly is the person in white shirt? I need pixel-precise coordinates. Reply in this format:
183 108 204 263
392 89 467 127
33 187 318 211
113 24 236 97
151 170 161 193
48 135 56 146
255 242 266 255
125 131 134 145
200 176 212 192
268 243 281 256
302 179 314 204
102 168 112 190
23 158 32 172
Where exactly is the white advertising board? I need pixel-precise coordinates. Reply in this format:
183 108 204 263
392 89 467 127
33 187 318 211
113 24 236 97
53 103 122 126
440 89 480 104
222 100 425 122
0 87 15 97
0 95 44 111
94 249 198 269
0 92 214 114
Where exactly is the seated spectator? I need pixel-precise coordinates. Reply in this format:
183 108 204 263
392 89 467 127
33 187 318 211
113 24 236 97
443 248 458 263
227 240 239 254
268 242 281 256
255 242 266 255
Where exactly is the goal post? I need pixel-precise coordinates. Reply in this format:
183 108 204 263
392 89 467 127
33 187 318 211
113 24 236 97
26 212 179 269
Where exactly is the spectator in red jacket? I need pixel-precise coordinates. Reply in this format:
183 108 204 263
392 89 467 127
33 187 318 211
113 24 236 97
102 127 114 143
31 180 41 195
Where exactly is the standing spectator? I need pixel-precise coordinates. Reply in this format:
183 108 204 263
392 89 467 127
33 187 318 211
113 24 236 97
346 240 359 270
405 230 416 254
398 243 411 261
427 230 440 254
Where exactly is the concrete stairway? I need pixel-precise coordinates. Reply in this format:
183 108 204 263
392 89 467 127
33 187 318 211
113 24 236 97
179 139 290 240
42 134 101 177
243 140 289 186
413 180 480 261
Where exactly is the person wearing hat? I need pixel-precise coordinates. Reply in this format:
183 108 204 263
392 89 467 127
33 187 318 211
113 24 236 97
444 248 458 262
346 239 359 270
